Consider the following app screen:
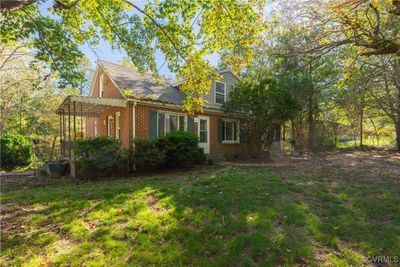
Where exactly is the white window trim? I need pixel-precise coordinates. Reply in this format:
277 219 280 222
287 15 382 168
157 111 187 137
198 115 210 144
214 81 226 105
107 115 114 137
99 73 104 97
115 112 121 140
222 119 240 144
198 115 210 154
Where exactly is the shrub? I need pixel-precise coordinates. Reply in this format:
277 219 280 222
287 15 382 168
1 134 33 171
315 135 336 151
74 136 126 178
157 131 203 168
132 137 165 170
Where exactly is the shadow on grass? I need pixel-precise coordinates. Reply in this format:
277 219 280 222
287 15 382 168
1 166 399 266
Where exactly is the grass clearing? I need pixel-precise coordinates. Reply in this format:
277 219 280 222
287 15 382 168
1 151 399 266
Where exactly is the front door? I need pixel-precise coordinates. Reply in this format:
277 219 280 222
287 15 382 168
198 116 210 154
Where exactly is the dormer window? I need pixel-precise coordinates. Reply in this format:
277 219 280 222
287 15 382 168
215 82 226 104
99 73 104 97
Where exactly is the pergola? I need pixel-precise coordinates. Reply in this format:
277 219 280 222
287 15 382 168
56 96 127 158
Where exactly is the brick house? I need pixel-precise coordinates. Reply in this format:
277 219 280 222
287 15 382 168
57 60 245 159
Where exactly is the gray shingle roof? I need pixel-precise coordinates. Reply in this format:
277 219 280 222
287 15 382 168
100 60 186 105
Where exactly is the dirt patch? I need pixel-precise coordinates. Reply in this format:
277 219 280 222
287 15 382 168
0 204 50 235
51 239 79 258
84 219 99 232
143 195 168 213
114 220 129 231
226 149 400 180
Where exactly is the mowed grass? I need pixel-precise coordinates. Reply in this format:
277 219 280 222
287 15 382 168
1 166 399 266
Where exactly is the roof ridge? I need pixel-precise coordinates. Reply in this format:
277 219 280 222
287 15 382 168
99 60 141 72
99 59 177 82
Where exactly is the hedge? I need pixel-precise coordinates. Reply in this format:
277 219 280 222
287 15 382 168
1 134 33 171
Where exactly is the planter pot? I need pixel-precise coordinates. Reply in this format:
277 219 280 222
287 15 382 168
44 161 68 178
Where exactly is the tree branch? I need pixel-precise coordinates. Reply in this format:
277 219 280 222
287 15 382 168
0 0 38 12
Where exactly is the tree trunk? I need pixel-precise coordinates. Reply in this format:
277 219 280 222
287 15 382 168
275 124 281 141
393 58 400 153
33 141 46 162
333 123 338 147
307 96 315 151
49 135 57 161
290 119 295 139
369 117 378 145
395 121 400 153
358 84 367 147
359 103 364 147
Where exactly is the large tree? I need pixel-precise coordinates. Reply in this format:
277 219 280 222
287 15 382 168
0 0 266 113
299 0 400 57
0 43 77 160
365 55 400 151
223 77 298 157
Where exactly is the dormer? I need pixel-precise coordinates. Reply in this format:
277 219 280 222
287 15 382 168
203 70 240 109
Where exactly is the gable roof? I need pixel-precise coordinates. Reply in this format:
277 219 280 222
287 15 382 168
97 60 240 106
99 60 186 105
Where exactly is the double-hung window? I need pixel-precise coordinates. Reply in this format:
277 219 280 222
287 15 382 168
107 115 114 137
215 82 226 104
222 120 239 143
157 112 186 137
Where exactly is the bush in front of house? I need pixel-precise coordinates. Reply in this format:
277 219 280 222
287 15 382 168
75 136 126 178
157 131 204 168
0 133 33 171
132 137 166 170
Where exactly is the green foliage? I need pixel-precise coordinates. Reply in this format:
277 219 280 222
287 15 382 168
224 77 299 125
0 44 86 161
132 137 165 171
278 73 314 108
0 0 267 112
74 136 125 178
315 134 336 151
132 132 204 170
0 6 84 87
157 131 204 168
0 133 33 171
224 77 299 155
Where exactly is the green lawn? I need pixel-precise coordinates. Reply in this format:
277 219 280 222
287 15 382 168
1 164 399 266
337 136 395 149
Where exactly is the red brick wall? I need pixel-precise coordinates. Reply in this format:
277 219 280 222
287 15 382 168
85 101 245 157
85 64 244 157
85 105 132 149
85 117 95 137
90 68 125 99
135 103 245 158
85 65 132 148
